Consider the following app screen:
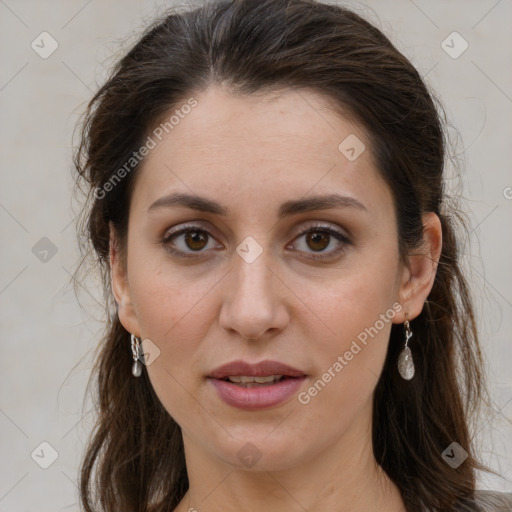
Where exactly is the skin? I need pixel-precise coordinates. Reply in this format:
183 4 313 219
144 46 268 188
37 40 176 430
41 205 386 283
110 85 442 512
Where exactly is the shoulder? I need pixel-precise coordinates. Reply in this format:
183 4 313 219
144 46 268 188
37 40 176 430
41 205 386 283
472 490 512 511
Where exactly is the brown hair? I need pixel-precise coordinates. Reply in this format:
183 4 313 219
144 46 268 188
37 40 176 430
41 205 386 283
73 1 490 510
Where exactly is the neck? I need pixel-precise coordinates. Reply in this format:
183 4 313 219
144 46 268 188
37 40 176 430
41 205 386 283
174 404 406 512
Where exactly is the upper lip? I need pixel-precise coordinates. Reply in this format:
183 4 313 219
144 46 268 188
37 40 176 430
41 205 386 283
208 359 306 379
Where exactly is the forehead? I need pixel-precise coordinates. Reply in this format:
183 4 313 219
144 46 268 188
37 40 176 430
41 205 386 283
130 85 389 216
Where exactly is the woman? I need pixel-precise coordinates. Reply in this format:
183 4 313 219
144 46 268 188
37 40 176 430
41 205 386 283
73 0 512 511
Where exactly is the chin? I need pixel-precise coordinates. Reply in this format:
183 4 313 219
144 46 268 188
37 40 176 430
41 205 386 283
207 429 311 472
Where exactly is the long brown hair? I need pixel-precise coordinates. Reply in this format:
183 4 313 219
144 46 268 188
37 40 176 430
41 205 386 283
73 1 490 510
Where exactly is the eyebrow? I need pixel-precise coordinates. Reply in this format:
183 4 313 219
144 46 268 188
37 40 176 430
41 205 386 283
148 192 367 217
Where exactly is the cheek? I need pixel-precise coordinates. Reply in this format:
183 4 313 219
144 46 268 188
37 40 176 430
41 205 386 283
128 245 218 341
295 259 399 411
126 253 219 417
300 251 399 346
293 292 395 452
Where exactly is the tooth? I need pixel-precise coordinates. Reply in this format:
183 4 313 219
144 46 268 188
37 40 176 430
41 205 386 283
227 375 283 384
254 376 278 383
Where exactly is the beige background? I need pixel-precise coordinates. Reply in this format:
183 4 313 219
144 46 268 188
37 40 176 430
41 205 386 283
0 0 511 510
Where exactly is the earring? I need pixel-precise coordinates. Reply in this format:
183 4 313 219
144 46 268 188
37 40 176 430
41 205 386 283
397 317 415 380
131 334 142 377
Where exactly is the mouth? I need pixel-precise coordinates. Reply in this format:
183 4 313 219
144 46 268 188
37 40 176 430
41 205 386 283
207 360 307 410
219 375 296 388
208 359 306 381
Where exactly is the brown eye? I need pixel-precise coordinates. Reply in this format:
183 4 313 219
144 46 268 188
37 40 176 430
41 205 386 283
183 230 208 251
161 225 220 258
305 231 330 252
290 225 351 261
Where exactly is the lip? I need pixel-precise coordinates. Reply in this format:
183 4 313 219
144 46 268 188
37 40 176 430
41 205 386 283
207 359 307 411
208 359 306 379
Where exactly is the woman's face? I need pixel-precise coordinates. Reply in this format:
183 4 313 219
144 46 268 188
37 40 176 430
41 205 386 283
112 85 420 471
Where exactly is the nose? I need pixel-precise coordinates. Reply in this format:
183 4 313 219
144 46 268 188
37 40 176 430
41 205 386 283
218 248 289 341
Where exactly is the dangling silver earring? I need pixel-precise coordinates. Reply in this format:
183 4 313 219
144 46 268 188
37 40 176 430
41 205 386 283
397 317 415 380
131 334 142 377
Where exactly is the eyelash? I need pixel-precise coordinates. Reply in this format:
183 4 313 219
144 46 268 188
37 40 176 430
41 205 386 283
160 223 351 261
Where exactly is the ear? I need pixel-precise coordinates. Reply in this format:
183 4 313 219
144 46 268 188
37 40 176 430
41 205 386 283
395 212 442 322
110 222 141 337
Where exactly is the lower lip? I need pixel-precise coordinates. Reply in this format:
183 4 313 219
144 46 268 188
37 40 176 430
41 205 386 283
208 377 306 410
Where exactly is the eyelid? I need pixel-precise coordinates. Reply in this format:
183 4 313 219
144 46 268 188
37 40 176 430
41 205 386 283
162 221 215 239
291 221 350 240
